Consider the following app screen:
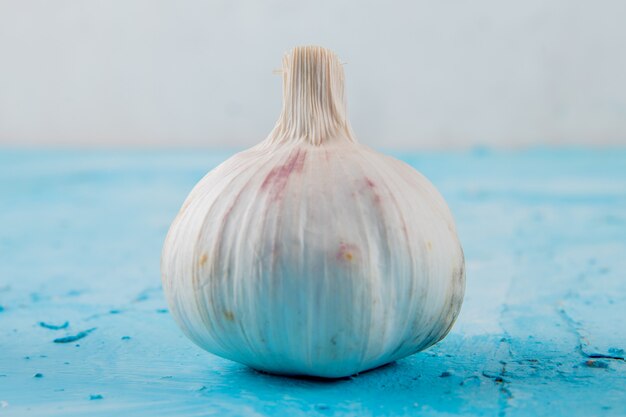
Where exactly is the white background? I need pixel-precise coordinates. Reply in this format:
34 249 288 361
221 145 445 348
1 0 625 149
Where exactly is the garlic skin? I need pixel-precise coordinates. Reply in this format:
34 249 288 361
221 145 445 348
161 46 465 378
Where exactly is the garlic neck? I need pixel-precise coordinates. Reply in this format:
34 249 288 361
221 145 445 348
266 46 356 146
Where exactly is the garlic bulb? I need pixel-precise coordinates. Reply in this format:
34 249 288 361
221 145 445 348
161 46 465 378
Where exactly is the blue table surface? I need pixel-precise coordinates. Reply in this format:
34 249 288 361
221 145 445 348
0 148 625 417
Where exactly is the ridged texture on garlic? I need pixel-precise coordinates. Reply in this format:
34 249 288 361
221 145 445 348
161 46 465 378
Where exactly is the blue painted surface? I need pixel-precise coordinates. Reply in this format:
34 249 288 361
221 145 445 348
0 148 625 416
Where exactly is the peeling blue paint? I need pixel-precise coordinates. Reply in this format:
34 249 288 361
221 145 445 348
53 329 96 344
39 321 69 330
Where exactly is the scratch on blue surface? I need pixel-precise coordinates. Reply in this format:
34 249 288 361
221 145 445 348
0 149 625 416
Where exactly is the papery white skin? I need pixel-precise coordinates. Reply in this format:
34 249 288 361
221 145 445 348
161 46 465 378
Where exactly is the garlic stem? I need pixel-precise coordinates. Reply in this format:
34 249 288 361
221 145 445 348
267 46 356 146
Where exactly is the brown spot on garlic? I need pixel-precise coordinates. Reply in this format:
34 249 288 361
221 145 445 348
427 241 433 250
223 310 235 321
336 242 359 263
198 253 208 267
